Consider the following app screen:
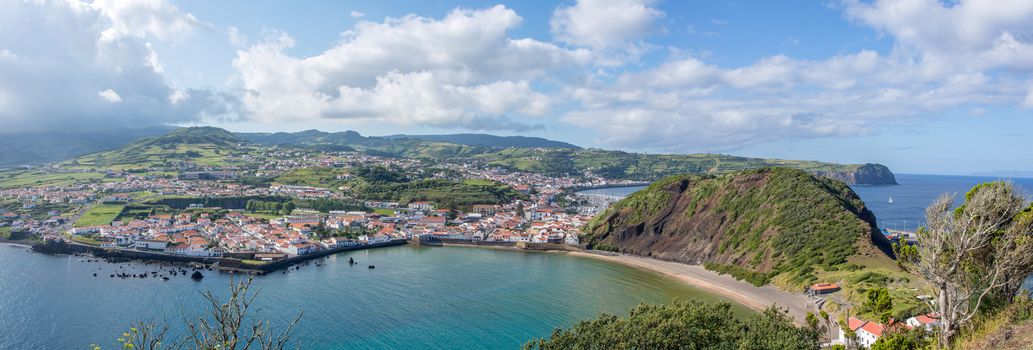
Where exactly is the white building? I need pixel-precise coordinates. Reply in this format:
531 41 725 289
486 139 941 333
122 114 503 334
407 201 434 211
841 317 884 348
134 239 168 250
565 233 580 246
906 314 939 332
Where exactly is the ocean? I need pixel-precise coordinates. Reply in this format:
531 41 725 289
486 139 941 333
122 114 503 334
0 244 748 349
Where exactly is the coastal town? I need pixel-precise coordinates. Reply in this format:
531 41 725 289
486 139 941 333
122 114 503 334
1 147 640 264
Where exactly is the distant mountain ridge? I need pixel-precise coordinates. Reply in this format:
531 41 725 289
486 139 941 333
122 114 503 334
0 126 173 168
1 126 897 185
383 133 579 149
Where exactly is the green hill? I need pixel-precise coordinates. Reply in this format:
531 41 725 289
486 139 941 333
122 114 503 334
0 126 173 168
383 133 579 149
585 167 895 288
241 129 896 185
476 148 896 185
68 127 256 170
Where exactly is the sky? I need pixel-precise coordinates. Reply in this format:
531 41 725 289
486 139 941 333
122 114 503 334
1 0 1032 175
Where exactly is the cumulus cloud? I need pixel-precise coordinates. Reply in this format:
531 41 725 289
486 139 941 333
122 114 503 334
0 0 233 133
98 89 123 103
234 5 585 131
93 0 206 42
557 0 1033 150
551 0 664 50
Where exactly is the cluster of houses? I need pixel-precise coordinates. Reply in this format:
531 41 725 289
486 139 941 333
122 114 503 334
66 193 588 259
810 283 941 348
838 314 940 348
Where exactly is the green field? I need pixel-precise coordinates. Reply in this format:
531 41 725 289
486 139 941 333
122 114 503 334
372 208 396 215
244 212 282 220
274 167 347 188
74 204 125 227
0 227 11 239
0 170 114 189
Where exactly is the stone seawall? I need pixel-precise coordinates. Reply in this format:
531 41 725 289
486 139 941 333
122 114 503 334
32 239 408 274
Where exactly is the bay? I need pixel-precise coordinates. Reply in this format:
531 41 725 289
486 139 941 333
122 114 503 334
0 244 748 349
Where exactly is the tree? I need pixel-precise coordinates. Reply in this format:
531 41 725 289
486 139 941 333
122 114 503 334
94 277 301 350
523 300 819 350
870 327 930 350
863 288 893 323
280 201 295 215
904 182 1033 346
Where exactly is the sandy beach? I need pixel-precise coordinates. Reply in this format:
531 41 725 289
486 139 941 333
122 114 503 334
566 251 814 322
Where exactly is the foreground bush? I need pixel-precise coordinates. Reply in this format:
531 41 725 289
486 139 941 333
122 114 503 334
523 300 819 350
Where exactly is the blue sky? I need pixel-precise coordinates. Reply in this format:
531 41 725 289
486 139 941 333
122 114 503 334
2 0 1033 175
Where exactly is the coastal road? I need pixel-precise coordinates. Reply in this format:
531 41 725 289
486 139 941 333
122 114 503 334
569 252 815 323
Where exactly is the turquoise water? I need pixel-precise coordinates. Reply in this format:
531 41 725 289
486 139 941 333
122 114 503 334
577 186 646 197
0 245 747 349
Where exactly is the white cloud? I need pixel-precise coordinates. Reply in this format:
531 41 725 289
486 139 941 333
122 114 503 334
98 89 122 103
228 26 246 46
0 0 234 132
350 11 366 18
844 0 1033 71
556 0 1033 150
551 0 664 49
93 0 205 42
234 5 584 131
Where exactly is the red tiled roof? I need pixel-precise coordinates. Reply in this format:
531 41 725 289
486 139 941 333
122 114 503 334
848 317 866 331
861 321 885 337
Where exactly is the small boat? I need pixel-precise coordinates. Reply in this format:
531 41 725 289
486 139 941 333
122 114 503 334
368 265 375 269
888 196 894 204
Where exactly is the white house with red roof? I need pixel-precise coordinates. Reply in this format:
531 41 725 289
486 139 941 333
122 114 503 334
906 313 939 332
841 317 885 348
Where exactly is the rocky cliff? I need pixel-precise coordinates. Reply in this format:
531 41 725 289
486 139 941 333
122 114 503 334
815 163 897 185
585 167 894 287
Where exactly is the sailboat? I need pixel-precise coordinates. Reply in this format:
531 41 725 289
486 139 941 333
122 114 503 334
888 196 894 204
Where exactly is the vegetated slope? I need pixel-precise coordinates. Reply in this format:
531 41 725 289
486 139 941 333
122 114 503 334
478 148 897 185
238 129 895 185
383 133 579 149
585 167 895 288
69 127 255 169
238 129 489 158
0 126 172 168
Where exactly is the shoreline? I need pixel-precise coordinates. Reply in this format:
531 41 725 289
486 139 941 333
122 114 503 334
563 251 813 322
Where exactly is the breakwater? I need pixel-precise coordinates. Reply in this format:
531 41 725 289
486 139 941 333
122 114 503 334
31 239 408 274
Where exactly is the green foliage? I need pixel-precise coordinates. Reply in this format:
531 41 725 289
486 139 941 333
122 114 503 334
863 288 894 323
294 198 368 213
351 178 520 207
353 166 408 183
523 300 819 350
591 167 882 288
479 147 890 181
870 328 931 350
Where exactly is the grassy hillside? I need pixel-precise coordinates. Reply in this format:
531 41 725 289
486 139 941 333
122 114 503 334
478 148 896 184
239 129 896 184
585 167 895 289
0 126 173 168
67 127 260 170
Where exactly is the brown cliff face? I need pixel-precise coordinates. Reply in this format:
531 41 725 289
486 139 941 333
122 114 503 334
585 167 894 286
